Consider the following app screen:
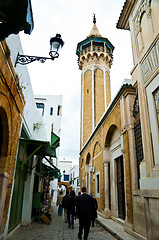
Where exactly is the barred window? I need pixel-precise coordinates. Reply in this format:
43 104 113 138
134 119 144 188
153 88 159 129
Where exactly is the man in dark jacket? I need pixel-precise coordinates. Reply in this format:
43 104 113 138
76 187 93 240
62 190 69 223
67 190 76 228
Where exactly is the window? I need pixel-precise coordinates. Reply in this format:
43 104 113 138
36 103 44 116
97 174 99 193
50 107 53 115
64 174 69 181
57 105 62 116
133 92 144 188
82 178 84 187
154 88 159 129
96 171 100 198
146 76 159 165
134 120 144 188
77 178 79 186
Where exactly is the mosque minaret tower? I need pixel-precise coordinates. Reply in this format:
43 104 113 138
76 15 114 148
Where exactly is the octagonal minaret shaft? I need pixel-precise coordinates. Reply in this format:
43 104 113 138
76 15 114 148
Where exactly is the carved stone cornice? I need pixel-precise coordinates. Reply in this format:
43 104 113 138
116 0 136 30
117 0 152 32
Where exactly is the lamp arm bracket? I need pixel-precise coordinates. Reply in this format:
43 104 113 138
15 52 58 66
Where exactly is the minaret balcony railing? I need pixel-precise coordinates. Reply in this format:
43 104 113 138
80 46 105 55
79 46 113 59
93 46 105 52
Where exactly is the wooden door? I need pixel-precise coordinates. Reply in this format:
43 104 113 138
116 156 125 220
8 164 26 233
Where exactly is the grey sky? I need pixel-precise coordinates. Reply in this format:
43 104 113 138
20 0 133 165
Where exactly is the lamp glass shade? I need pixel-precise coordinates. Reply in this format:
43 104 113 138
50 41 61 53
49 34 64 58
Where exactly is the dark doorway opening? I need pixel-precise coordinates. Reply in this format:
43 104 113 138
108 162 111 210
116 156 125 220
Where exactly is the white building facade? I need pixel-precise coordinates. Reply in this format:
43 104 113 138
34 95 63 203
34 95 62 165
70 165 80 195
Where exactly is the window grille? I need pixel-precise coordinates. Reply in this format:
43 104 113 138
134 119 143 188
133 91 143 188
154 88 159 129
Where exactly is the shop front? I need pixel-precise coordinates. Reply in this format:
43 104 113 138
8 137 60 233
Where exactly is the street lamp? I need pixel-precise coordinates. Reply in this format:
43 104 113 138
15 34 64 66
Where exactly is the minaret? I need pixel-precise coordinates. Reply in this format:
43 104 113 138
76 15 114 148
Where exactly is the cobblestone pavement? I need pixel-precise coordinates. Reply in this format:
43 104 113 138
7 205 116 240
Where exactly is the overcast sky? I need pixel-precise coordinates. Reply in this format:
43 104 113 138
19 0 133 165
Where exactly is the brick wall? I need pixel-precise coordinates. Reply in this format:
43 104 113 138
79 88 135 226
94 69 105 126
0 40 25 232
83 70 92 146
105 72 111 107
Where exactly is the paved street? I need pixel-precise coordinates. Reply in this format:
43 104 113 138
7 205 116 240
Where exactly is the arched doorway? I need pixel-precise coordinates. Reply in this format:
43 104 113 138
105 125 125 220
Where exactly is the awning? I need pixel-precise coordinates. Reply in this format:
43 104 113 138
41 162 60 179
50 132 60 158
18 138 55 170
51 132 60 149
0 0 34 41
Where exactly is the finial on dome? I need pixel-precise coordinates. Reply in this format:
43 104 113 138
93 14 96 24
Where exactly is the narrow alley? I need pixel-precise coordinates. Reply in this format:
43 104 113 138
7 205 116 240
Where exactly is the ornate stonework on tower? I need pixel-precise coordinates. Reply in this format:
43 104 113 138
76 15 114 148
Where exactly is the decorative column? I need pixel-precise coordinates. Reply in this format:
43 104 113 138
89 170 92 194
85 172 88 190
103 149 111 218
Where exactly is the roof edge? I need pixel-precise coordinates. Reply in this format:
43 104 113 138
116 0 136 30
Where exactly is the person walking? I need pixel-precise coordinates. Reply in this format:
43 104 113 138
62 189 69 223
67 190 76 229
90 193 98 227
76 187 93 240
56 190 63 216
78 192 81 197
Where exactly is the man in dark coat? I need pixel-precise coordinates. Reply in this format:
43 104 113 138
67 190 76 228
76 187 93 240
62 190 69 223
